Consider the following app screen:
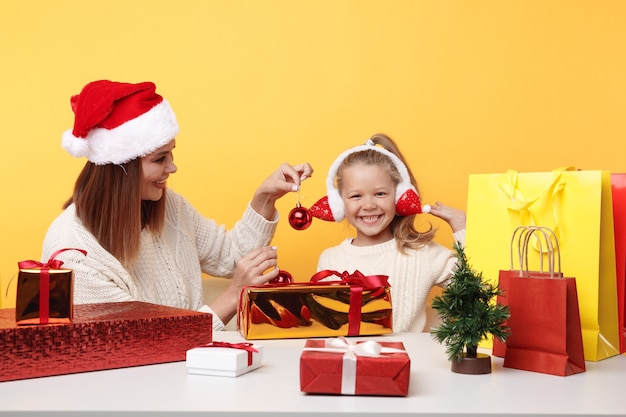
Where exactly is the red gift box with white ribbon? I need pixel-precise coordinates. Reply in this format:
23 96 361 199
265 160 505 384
300 338 410 396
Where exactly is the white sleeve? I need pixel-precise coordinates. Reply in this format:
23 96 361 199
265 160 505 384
452 229 466 247
199 304 225 332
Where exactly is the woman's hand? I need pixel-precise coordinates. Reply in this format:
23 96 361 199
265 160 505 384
231 246 280 288
251 162 314 220
207 246 280 326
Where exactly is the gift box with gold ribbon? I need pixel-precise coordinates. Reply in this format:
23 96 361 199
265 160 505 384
300 338 410 396
237 270 392 340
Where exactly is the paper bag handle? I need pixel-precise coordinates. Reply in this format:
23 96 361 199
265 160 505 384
510 226 531 273
510 226 561 278
510 226 550 275
524 226 562 278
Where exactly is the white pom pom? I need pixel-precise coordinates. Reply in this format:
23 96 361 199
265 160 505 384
422 204 431 213
61 130 89 158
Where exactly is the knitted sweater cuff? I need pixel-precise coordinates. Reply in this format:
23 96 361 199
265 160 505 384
199 304 225 332
243 201 279 235
452 229 466 247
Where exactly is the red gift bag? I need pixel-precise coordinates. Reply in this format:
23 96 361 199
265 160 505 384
493 226 562 357
611 173 626 353
501 227 586 376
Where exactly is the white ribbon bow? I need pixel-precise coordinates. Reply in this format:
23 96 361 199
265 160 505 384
304 337 405 395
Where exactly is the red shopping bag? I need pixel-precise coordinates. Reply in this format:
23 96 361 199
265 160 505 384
611 173 626 353
501 227 585 376
503 276 586 376
493 226 562 357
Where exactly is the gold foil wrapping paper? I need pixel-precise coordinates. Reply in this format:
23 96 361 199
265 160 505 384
238 283 392 339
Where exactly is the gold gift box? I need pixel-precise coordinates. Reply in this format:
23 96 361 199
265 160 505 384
238 275 392 340
15 267 73 325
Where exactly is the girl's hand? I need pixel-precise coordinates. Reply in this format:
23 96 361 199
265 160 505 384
428 201 467 232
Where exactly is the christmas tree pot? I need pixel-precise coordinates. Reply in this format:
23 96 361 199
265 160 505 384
451 352 492 375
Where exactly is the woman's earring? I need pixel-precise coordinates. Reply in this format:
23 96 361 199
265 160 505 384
288 191 313 230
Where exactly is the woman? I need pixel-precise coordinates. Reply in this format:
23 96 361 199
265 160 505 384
42 80 313 331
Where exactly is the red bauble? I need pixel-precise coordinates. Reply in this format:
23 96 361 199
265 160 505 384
269 269 293 284
289 205 312 230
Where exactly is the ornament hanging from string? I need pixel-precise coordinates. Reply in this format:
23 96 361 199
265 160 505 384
288 190 313 230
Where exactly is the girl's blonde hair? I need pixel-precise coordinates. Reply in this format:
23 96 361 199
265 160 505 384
63 158 166 266
335 133 435 253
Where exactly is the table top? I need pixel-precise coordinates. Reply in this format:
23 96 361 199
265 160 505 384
0 331 623 417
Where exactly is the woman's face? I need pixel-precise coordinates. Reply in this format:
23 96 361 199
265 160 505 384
140 139 177 201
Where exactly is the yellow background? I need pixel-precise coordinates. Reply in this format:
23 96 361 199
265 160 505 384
1 1 625 308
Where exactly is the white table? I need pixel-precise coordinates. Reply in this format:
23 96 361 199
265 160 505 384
0 331 623 416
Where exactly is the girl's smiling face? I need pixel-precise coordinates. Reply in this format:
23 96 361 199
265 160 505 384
140 139 177 201
339 162 397 246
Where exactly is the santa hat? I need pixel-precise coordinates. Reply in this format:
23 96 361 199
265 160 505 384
309 141 430 222
61 80 179 165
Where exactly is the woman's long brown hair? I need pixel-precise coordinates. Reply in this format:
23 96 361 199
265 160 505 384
64 158 166 266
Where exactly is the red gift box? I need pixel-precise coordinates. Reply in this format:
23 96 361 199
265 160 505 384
300 338 410 396
0 301 212 382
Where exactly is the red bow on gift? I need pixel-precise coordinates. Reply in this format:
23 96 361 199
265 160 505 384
17 248 87 324
310 270 389 291
197 341 259 366
310 270 390 336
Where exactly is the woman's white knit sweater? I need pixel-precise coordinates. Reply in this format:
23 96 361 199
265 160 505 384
41 190 277 331
316 231 465 333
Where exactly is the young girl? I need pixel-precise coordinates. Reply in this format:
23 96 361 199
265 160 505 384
312 133 465 333
42 80 313 331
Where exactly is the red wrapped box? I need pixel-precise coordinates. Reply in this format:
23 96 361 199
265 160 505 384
0 301 212 382
238 270 392 340
300 338 410 396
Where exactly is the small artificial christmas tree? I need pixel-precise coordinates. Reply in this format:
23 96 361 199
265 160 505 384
430 242 510 374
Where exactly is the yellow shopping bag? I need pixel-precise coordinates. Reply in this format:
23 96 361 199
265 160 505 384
466 167 620 361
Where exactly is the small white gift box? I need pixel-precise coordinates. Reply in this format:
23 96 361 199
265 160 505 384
186 341 263 377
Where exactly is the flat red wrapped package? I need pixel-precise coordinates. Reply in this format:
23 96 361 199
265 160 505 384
0 301 212 382
300 338 410 396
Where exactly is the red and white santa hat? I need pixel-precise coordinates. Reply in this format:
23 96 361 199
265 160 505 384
309 140 430 222
61 80 179 165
